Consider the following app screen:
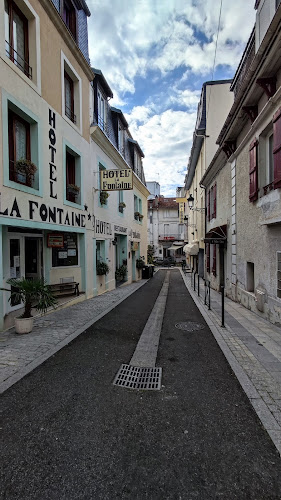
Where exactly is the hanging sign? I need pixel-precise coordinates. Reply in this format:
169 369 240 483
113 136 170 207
179 202 184 224
100 169 133 191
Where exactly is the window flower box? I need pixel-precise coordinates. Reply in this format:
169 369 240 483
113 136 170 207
100 190 109 205
15 158 37 187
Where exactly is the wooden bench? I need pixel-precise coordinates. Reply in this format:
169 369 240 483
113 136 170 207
49 280 79 297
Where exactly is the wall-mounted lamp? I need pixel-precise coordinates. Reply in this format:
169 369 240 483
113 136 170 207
187 194 206 212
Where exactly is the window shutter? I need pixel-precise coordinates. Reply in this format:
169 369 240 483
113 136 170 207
206 243 210 273
207 190 210 221
212 244 217 276
213 183 217 218
249 139 259 202
273 107 281 189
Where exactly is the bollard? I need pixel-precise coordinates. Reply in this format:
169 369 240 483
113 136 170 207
193 272 196 291
198 273 200 296
204 280 207 305
221 285 225 327
208 281 211 310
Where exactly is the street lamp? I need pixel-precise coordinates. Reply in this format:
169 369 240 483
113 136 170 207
187 194 206 212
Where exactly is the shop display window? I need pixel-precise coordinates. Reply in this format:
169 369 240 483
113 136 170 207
52 232 78 267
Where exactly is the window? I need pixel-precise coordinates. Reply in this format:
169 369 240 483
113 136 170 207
4 0 31 79
118 190 124 213
97 90 107 132
246 262 255 292
249 139 259 202
207 183 217 220
277 252 281 299
212 244 216 276
65 144 81 205
273 107 281 189
206 243 210 273
8 109 36 187
134 150 141 177
118 124 124 154
64 71 76 124
61 0 76 40
62 54 81 130
52 233 78 267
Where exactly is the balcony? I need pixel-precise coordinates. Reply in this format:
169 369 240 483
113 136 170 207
158 234 184 242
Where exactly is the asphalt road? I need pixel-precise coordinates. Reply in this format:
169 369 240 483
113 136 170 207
1 270 281 499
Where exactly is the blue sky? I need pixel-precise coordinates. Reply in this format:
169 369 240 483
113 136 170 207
87 0 256 196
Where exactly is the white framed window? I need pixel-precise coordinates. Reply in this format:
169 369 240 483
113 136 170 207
97 89 107 132
61 52 82 132
3 0 41 90
118 123 124 153
259 125 274 194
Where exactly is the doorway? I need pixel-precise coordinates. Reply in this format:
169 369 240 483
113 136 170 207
25 237 43 279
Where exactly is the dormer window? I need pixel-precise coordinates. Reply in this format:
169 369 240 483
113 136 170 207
118 123 124 154
4 0 31 78
97 90 107 132
62 0 76 40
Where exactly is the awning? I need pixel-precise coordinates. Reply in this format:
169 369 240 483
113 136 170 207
183 243 199 255
168 244 184 251
204 225 227 245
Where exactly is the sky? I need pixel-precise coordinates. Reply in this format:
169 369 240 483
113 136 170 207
87 1 256 197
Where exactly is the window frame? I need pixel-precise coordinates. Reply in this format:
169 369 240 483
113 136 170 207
64 141 82 208
61 0 77 40
64 70 76 124
4 0 31 79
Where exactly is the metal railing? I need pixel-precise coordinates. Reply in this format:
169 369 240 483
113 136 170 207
189 271 225 327
5 41 32 79
65 104 77 124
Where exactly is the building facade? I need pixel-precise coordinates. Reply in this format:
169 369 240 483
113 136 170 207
0 0 148 330
184 80 234 275
202 0 281 325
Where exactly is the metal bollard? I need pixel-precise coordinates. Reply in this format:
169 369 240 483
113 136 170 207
221 285 225 327
198 273 200 296
193 272 196 291
208 281 211 310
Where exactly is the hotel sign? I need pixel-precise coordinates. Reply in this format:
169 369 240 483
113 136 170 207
179 202 184 224
100 169 133 191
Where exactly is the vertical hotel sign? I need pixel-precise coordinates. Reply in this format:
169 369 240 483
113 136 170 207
177 198 186 224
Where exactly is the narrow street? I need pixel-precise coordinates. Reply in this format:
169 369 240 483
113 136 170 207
1 270 281 499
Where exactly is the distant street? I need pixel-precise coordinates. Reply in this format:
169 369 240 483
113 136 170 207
1 270 281 500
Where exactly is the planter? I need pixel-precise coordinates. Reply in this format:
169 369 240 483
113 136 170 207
14 316 34 334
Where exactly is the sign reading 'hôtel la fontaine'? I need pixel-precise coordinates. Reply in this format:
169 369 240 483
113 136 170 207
100 169 133 191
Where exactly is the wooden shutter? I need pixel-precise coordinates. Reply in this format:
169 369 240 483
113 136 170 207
207 190 210 221
273 107 281 189
212 244 217 276
249 139 259 202
213 183 217 218
206 243 210 273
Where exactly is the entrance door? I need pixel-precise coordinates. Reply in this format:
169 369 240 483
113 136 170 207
25 237 42 280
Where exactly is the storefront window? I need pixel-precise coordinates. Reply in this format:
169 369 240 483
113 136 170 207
52 232 78 267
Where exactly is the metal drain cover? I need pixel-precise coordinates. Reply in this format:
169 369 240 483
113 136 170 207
175 321 204 332
113 364 162 390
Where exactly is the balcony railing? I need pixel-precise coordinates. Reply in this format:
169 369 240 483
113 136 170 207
5 41 32 79
158 234 184 241
65 104 77 124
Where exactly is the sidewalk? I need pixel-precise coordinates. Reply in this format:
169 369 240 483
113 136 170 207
0 280 146 394
182 269 281 455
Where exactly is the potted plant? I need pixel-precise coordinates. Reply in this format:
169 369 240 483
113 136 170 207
119 201 126 213
1 277 57 334
15 158 37 187
96 261 110 275
100 191 109 205
67 184 80 196
134 211 140 220
136 256 145 269
115 265 127 282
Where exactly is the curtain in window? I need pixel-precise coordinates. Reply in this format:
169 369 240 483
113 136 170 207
65 76 72 118
13 11 25 69
15 118 27 161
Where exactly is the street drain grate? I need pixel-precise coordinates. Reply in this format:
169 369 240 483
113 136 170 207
175 321 204 332
113 364 162 390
